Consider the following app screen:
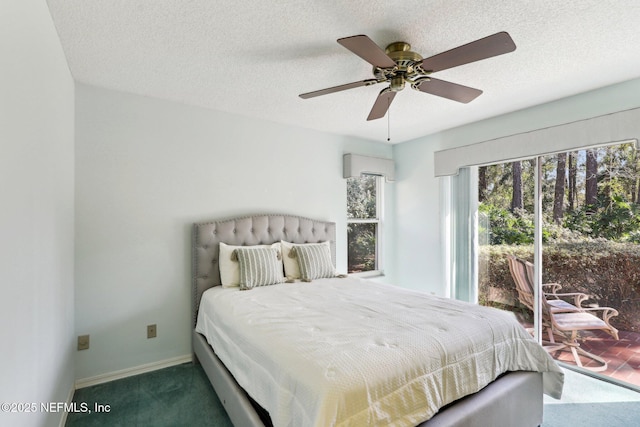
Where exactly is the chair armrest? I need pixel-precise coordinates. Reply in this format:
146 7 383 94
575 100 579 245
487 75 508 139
544 291 592 308
582 306 619 323
542 283 562 293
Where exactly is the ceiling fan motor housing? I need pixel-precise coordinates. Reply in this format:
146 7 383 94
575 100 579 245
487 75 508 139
374 42 430 91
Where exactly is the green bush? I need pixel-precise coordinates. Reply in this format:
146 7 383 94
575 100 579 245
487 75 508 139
479 204 534 245
478 204 567 245
479 242 640 332
564 196 640 241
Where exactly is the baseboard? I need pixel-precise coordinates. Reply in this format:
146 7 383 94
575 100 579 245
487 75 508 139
58 384 75 427
75 354 193 389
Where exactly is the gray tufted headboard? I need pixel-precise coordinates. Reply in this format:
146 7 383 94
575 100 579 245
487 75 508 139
192 214 336 326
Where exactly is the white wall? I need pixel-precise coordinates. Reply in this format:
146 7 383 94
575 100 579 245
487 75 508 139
0 1 75 426
74 83 394 380
393 77 640 295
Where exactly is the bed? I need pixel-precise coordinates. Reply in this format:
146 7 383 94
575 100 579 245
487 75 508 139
192 214 563 427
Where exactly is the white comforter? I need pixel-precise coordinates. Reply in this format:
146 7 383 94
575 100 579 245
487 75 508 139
195 277 563 427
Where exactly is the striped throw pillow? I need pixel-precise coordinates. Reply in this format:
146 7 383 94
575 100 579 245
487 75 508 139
293 243 335 281
234 247 284 290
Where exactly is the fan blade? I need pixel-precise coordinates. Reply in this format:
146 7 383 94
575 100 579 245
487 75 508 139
416 78 482 103
337 35 397 68
367 89 396 121
299 79 380 99
420 32 516 73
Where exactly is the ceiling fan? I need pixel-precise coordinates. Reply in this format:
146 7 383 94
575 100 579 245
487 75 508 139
299 32 516 121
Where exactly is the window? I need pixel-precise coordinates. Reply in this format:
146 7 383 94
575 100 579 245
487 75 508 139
347 175 383 274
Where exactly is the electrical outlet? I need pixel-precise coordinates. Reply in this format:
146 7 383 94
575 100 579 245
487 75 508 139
147 324 157 339
78 335 90 351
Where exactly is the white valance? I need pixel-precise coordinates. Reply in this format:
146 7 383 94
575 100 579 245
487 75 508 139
343 154 395 182
434 107 640 176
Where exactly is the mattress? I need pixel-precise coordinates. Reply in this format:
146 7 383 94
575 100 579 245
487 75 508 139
195 276 563 427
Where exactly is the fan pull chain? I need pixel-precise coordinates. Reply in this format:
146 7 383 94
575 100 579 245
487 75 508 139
387 97 391 142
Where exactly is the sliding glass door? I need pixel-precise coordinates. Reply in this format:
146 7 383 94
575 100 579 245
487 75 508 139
477 158 540 338
476 142 640 386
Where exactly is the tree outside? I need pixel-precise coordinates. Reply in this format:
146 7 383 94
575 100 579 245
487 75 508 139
479 142 640 331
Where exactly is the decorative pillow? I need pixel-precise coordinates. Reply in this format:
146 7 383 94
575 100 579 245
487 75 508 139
280 240 301 279
281 240 332 280
291 243 335 281
234 247 284 290
219 242 281 287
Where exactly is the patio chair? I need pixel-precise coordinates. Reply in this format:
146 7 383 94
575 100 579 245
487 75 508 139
507 255 568 338
512 257 620 371
506 255 589 314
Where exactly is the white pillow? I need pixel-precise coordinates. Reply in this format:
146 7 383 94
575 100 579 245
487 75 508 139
281 240 331 280
219 242 281 287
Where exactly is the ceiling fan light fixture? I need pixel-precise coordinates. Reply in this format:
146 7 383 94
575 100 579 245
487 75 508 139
390 76 405 92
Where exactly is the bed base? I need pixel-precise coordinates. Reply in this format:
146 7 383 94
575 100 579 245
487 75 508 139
194 330 543 427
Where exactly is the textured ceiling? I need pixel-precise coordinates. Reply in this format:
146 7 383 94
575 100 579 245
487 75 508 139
46 0 640 143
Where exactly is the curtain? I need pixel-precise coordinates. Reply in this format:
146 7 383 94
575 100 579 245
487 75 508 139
442 167 478 302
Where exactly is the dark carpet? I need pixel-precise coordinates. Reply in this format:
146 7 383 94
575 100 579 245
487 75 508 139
66 363 232 427
67 363 640 426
